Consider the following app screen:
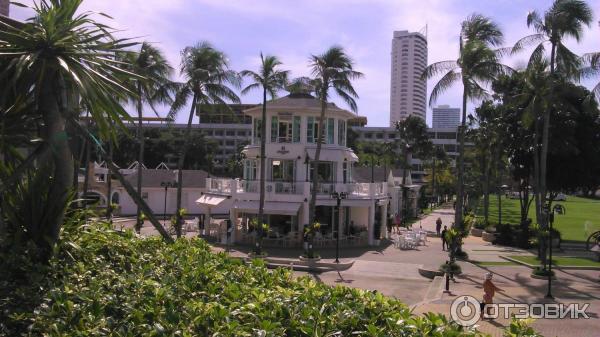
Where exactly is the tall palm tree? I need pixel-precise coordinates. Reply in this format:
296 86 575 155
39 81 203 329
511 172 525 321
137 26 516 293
308 46 363 226
581 51 600 99
120 42 176 232
169 41 240 238
395 115 433 223
422 13 509 229
0 0 156 254
512 0 593 227
240 53 289 254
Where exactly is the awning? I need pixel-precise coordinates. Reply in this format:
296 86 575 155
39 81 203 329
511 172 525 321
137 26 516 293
316 198 374 207
306 148 359 163
196 194 228 206
234 201 301 216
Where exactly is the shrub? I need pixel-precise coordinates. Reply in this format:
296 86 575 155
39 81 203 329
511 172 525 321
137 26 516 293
532 266 555 277
439 262 462 275
504 318 543 337
1 218 539 336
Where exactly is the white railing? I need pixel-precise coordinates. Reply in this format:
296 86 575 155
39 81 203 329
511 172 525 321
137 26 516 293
273 181 302 194
347 183 370 196
238 180 258 193
210 178 232 193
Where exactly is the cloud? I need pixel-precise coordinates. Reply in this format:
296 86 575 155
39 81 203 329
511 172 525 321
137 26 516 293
9 0 600 126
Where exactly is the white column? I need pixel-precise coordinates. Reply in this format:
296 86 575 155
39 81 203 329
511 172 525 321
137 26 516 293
381 201 388 239
229 208 237 244
204 206 211 237
299 202 309 234
368 200 375 245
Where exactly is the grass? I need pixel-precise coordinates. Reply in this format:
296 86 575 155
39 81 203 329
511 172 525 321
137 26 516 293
471 261 518 266
475 195 600 243
508 255 600 267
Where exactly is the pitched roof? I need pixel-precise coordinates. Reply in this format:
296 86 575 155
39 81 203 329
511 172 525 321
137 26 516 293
124 169 208 188
243 93 354 116
352 167 407 183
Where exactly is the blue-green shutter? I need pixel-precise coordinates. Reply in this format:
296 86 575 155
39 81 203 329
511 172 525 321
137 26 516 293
293 116 301 143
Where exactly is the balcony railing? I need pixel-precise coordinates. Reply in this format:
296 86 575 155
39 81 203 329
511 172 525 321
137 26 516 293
209 178 386 198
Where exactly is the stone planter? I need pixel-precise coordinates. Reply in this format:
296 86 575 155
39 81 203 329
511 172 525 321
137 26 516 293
531 273 556 280
470 228 483 237
482 231 496 242
298 255 321 262
551 238 560 249
418 267 445 279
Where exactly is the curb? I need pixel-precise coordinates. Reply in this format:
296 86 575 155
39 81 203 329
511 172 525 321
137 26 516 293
501 256 600 270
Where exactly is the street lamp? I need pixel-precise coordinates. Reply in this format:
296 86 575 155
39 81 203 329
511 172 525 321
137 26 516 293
546 203 565 299
160 181 178 224
498 184 509 225
330 191 348 263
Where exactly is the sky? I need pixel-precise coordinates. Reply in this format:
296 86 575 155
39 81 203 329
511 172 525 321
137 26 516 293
10 0 600 127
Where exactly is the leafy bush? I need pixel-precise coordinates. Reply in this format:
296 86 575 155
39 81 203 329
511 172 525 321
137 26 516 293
1 220 495 336
439 262 462 275
504 318 542 337
532 267 555 277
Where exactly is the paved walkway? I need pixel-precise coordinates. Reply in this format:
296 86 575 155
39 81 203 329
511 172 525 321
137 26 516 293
118 206 600 336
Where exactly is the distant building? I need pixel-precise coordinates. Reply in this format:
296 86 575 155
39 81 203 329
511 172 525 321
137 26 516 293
432 105 460 129
389 30 427 125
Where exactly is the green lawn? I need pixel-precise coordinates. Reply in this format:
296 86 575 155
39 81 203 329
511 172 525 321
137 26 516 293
476 195 600 243
508 255 600 267
472 261 518 266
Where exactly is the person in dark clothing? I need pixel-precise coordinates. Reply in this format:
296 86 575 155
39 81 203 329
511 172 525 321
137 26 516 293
441 225 448 251
435 217 442 236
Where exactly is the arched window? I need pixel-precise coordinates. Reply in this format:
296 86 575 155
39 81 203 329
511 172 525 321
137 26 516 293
111 192 120 205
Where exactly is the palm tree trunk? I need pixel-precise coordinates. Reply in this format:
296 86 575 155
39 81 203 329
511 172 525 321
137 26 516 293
257 87 267 254
106 134 113 222
455 86 468 229
136 91 144 232
432 157 436 205
483 156 490 225
175 94 197 238
40 75 74 255
309 96 328 226
539 43 556 227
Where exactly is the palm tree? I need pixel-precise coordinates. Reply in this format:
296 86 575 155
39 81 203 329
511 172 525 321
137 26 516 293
308 46 363 226
240 53 289 254
0 0 175 253
581 51 600 99
169 42 240 238
395 115 433 223
120 42 176 232
422 13 509 229
512 0 593 227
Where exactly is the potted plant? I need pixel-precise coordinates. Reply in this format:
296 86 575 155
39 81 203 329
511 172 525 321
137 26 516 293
135 212 146 233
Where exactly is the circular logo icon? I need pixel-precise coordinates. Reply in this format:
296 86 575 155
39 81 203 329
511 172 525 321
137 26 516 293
450 295 481 327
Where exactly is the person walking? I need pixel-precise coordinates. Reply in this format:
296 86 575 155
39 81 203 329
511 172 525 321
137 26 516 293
481 273 503 319
435 217 442 236
441 225 448 251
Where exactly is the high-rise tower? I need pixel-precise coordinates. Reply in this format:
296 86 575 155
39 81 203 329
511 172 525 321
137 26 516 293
389 30 427 125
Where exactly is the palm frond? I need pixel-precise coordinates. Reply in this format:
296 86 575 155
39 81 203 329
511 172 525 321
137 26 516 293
429 70 461 107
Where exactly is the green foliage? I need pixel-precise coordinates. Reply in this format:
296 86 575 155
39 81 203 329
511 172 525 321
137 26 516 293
504 318 542 337
1 220 493 336
439 262 462 275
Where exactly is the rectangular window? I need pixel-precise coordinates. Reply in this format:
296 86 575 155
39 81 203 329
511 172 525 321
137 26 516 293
327 118 334 144
253 118 262 144
309 161 335 183
244 159 257 180
338 120 346 146
271 159 295 181
307 117 316 143
271 116 278 142
293 116 301 143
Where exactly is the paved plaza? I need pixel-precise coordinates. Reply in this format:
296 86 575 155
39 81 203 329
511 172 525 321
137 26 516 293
120 205 600 337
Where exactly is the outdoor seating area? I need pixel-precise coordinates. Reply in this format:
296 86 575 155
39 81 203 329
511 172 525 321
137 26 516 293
392 229 428 250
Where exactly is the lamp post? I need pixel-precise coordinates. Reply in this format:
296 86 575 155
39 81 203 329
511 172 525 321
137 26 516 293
160 181 178 224
330 191 348 263
546 203 565 299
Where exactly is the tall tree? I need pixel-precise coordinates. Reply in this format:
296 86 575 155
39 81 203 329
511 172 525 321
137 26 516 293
423 13 509 230
512 0 593 230
169 41 240 238
0 0 166 254
395 115 433 222
308 46 363 226
240 53 289 254
119 42 176 232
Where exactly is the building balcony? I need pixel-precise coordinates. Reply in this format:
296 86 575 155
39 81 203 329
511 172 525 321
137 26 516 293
207 178 387 199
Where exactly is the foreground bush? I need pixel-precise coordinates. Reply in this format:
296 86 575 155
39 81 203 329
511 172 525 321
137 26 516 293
1 219 535 336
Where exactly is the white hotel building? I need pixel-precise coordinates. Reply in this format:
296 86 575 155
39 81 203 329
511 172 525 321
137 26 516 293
199 93 418 247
